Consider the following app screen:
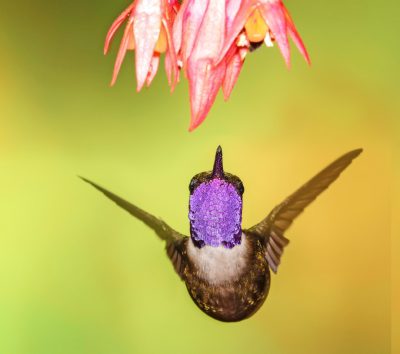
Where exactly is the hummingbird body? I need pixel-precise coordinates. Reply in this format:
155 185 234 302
180 233 270 322
181 147 272 321
81 146 362 322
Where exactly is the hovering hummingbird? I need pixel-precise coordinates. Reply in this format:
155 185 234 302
80 147 362 322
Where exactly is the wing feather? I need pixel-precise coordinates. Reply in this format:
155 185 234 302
80 177 188 279
246 149 362 273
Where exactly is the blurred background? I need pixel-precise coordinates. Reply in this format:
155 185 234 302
0 0 397 353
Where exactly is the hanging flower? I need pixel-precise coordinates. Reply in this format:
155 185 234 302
173 0 228 130
104 0 180 91
218 0 310 68
220 0 251 101
104 0 310 131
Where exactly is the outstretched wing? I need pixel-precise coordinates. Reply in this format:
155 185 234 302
80 177 188 279
246 149 362 273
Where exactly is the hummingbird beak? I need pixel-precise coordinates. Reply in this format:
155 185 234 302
212 146 224 178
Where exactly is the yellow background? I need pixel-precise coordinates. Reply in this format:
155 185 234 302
0 0 397 353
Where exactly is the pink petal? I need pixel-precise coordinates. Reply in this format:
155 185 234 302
163 18 179 92
216 0 254 64
165 52 172 86
146 54 160 87
261 1 291 67
187 0 226 130
104 3 135 55
171 0 188 55
133 0 163 92
222 48 247 100
283 6 310 65
226 0 242 31
187 59 226 131
110 19 134 86
195 0 226 58
180 0 209 65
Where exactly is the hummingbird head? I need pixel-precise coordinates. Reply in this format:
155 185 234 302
188 146 244 249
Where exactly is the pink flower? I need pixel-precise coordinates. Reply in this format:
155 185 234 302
218 0 310 68
220 0 250 101
173 0 249 131
104 0 179 92
104 0 310 131
173 0 227 131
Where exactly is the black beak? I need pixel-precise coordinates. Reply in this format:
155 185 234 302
212 146 224 178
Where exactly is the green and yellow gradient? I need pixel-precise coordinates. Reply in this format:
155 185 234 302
0 0 397 353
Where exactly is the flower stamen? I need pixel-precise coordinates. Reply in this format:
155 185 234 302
264 31 274 47
236 32 250 48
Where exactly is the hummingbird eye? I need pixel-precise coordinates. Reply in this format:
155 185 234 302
238 182 244 195
189 179 197 193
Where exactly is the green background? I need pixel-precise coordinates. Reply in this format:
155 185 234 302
0 0 397 353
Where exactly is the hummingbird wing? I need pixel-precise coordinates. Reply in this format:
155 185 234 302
245 149 362 273
80 177 188 280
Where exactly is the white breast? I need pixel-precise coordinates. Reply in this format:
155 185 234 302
186 234 249 285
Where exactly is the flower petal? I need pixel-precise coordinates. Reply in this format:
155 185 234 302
111 19 134 86
104 3 135 55
180 0 209 65
260 1 290 67
283 6 310 65
165 51 172 86
191 0 226 61
188 59 226 131
187 0 226 130
163 18 179 92
222 48 247 100
172 0 188 55
133 0 162 92
226 0 242 31
146 54 160 87
216 0 254 64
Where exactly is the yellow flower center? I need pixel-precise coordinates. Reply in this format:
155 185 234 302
154 26 168 53
244 9 268 43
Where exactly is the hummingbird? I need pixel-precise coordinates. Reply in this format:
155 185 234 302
80 146 362 322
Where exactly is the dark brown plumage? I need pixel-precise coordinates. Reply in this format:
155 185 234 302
176 234 269 322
